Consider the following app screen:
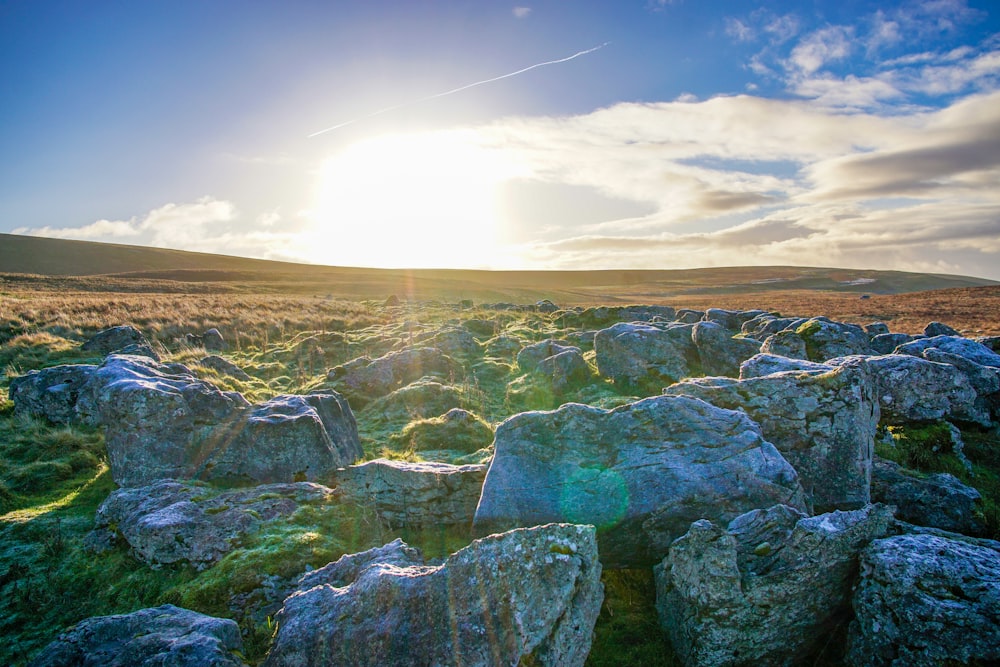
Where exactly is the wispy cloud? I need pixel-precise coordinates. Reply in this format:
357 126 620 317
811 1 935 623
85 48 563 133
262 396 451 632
512 6 531 19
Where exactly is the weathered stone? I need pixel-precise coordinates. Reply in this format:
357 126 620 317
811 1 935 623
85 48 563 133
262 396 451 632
657 504 893 667
330 346 461 400
738 353 832 379
30 604 246 667
594 321 699 393
516 339 578 372
198 355 251 381
366 380 466 421
461 318 499 338
692 321 762 377
77 355 360 486
664 362 877 511
865 322 890 336
419 327 482 359
483 334 524 359
924 320 960 337
847 534 1000 666
741 315 806 339
535 349 594 394
80 325 149 355
474 396 806 567
872 458 985 536
203 328 227 351
264 524 604 667
870 332 917 355
535 299 559 313
334 459 487 528
793 317 871 361
760 330 809 360
828 353 984 425
9 363 97 425
895 334 1000 368
87 479 337 569
674 308 704 323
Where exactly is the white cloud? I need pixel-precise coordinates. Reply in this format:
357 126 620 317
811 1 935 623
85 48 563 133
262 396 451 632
13 218 140 240
788 26 854 75
512 6 531 19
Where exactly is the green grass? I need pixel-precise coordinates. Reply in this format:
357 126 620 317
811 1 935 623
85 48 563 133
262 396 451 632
587 570 678 667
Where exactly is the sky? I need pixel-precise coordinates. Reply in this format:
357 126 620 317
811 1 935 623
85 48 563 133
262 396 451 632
3 0 1000 279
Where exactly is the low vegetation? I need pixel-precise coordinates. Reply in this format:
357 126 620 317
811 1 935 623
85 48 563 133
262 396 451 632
2 265 999 665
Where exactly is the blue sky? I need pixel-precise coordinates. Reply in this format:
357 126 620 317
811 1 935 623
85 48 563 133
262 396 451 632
3 1 1000 278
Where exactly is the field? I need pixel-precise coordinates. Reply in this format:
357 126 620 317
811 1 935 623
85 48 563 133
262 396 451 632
1 236 999 665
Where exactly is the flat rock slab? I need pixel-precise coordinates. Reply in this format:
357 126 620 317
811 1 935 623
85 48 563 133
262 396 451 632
474 395 806 567
264 524 603 667
333 459 487 528
664 362 877 512
30 604 246 667
87 479 337 569
847 534 1000 666
656 504 893 667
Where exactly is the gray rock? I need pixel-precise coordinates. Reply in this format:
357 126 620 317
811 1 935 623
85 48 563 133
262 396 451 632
976 335 1000 353
535 299 559 313
330 346 461 400
924 321 960 337
701 308 743 331
827 354 984 425
760 330 809 360
872 458 985 536
198 355 251 381
738 353 832 379
87 479 336 569
30 604 246 667
77 355 360 486
870 332 918 355
895 334 1000 368
741 316 807 339
474 396 806 567
264 524 604 667
656 504 893 667
922 347 1000 423
674 308 704 323
793 317 872 361
535 348 594 394
516 339 578 372
9 363 98 425
418 327 482 359
203 328 226 351
847 534 1000 666
333 459 487 528
865 322 890 336
483 335 524 359
692 321 762 377
664 362 877 512
80 325 149 355
594 321 699 393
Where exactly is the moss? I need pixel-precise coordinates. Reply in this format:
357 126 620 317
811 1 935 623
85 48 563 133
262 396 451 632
586 570 677 667
389 410 493 455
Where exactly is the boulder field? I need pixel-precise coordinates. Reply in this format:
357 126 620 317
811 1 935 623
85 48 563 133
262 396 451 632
17 307 1000 666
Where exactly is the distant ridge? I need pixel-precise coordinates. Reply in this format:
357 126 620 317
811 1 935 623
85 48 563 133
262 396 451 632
1 233 995 301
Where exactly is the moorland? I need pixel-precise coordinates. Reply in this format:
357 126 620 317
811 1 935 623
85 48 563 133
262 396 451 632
2 235 999 665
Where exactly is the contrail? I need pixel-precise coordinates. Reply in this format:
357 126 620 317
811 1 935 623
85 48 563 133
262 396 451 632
308 41 611 138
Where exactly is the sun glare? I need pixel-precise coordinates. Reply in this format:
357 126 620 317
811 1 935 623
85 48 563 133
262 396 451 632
307 130 524 269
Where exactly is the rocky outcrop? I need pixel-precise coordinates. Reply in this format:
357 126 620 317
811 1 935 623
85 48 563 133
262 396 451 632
391 407 493 454
329 346 461 401
516 339 577 372
656 503 893 667
333 459 487 528
30 604 246 667
872 458 985 535
76 355 360 486
9 363 97 425
870 332 917 355
87 479 337 569
691 321 762 377
664 362 877 511
760 330 809 359
738 353 831 379
264 524 604 667
594 322 699 393
741 315 806 339
80 325 150 356
847 534 1000 666
474 395 806 567
792 317 872 361
895 334 1000 368
924 321 960 337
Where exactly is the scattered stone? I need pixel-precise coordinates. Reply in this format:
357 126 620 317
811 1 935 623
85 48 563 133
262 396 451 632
924 321 960 337
674 309 704 323
691 321 762 377
665 362 877 512
847 534 1000 666
80 325 149 355
9 363 97 425
535 299 559 313
474 395 806 567
333 459 487 528
329 346 461 401
760 330 809 360
461 318 498 338
198 355 251 381
870 332 918 355
264 524 603 667
366 380 466 422
793 317 871 361
202 328 226 351
31 604 246 667
418 327 481 359
864 322 890 336
657 503 893 667
87 479 337 569
516 339 579 373
535 349 594 394
594 322 699 393
483 334 523 359
738 353 831 379
872 458 985 536
895 334 1000 368
741 315 806 339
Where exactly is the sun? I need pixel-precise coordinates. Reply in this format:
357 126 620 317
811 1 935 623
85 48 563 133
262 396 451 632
306 129 524 269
